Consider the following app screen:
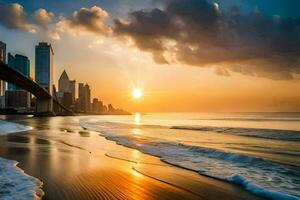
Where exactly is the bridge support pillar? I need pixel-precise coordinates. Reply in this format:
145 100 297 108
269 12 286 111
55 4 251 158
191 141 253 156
35 98 55 116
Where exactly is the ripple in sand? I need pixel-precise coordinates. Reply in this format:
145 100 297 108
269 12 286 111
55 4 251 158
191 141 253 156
106 151 167 166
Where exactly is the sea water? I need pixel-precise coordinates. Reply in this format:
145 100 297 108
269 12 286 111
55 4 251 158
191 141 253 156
0 120 43 200
80 112 300 200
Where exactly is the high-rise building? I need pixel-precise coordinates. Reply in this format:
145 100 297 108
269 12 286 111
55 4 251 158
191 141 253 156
92 98 105 113
85 84 91 112
0 41 6 108
58 70 70 93
58 70 76 109
5 53 31 109
92 98 100 113
77 83 91 112
61 92 73 109
69 80 76 104
35 42 54 94
7 53 30 90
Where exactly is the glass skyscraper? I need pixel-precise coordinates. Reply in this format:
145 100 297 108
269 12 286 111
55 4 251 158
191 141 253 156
35 42 54 94
5 53 31 109
7 53 30 90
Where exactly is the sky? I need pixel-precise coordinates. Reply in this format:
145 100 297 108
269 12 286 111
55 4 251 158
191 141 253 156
0 0 300 112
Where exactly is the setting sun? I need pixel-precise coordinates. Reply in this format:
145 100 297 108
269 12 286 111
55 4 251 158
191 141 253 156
132 88 143 99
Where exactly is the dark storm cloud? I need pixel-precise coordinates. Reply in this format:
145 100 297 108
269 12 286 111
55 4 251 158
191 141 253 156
114 0 300 79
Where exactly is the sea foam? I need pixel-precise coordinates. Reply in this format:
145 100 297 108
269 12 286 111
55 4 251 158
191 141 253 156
0 158 44 200
0 120 32 136
0 120 42 200
229 175 300 200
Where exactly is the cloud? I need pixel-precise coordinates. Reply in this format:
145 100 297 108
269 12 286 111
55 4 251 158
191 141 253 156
33 8 54 29
57 6 111 36
0 3 111 38
0 3 36 32
114 0 300 80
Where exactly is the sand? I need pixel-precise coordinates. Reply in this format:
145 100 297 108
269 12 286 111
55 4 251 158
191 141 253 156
0 116 264 200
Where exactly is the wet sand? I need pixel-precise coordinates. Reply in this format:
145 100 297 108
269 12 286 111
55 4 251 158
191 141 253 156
0 116 264 200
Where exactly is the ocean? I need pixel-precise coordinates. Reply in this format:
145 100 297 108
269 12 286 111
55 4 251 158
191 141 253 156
0 120 43 200
80 112 300 200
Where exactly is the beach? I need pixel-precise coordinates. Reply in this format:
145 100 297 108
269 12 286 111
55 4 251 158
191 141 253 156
0 115 266 200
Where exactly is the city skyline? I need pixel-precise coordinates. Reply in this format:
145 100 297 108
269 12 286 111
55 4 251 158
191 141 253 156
0 39 124 115
0 0 300 112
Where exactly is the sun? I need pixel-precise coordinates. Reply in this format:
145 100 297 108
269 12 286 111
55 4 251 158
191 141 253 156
132 88 143 99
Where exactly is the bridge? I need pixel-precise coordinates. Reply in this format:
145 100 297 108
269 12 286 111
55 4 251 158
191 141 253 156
0 61 73 116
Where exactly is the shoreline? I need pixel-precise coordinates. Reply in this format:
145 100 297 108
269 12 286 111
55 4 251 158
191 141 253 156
0 116 264 200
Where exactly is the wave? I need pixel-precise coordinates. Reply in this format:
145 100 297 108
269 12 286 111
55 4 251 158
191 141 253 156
0 157 44 200
191 118 300 122
103 134 300 199
171 126 300 141
80 118 300 199
229 175 300 200
0 120 32 136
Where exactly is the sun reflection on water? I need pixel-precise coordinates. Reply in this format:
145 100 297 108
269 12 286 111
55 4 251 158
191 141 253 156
134 113 141 125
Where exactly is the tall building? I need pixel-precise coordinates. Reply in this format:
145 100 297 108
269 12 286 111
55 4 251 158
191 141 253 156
0 41 7 109
85 84 91 112
5 53 31 109
77 83 91 112
92 98 105 113
58 70 76 109
78 83 85 112
92 98 99 113
35 42 54 94
58 70 70 93
7 53 30 90
69 80 76 103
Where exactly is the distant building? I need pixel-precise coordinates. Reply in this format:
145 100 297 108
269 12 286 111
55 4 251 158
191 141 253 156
6 53 31 109
58 70 76 109
92 98 106 113
78 83 85 112
35 42 54 94
92 98 99 113
108 104 115 112
77 83 91 112
85 84 91 112
69 80 76 103
0 41 6 108
58 70 70 93
62 92 73 109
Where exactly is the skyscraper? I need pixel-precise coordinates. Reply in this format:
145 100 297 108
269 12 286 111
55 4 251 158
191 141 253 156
78 83 85 112
8 53 30 90
0 41 7 108
35 42 54 94
58 70 70 93
69 80 76 104
58 70 76 109
5 53 31 109
77 83 91 112
85 84 91 112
